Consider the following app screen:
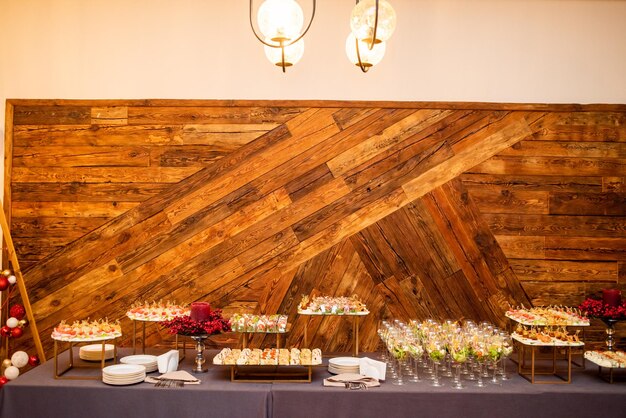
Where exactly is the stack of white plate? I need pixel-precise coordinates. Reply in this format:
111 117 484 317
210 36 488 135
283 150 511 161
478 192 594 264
328 357 360 374
79 344 115 362
102 364 146 386
120 354 158 373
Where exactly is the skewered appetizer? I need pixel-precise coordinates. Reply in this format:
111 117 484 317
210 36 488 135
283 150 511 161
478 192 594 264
52 319 122 341
229 314 289 333
512 324 583 346
506 306 589 326
213 347 322 366
298 294 368 315
126 300 189 321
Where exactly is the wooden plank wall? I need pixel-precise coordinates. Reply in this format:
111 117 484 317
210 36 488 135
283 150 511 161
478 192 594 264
463 111 626 344
4 100 625 356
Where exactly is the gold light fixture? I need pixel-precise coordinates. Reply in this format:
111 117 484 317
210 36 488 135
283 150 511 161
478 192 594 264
346 0 397 72
249 0 316 72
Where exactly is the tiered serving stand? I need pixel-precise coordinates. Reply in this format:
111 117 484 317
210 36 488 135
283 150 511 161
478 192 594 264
511 334 583 384
506 310 588 384
128 316 186 356
214 314 323 383
234 324 291 350
298 309 368 356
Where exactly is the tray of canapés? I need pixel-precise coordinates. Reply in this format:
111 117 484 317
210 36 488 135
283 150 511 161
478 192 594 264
52 319 122 342
229 314 289 333
213 348 322 366
297 295 369 315
512 324 584 347
584 350 626 369
506 306 589 326
126 300 189 322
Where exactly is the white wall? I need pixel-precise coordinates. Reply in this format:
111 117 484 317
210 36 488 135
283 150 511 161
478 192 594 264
1 0 626 161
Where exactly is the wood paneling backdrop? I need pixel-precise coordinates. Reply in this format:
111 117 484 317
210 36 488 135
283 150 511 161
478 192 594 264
4 100 625 357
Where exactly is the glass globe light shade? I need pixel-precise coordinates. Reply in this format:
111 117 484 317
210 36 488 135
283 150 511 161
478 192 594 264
258 0 304 42
264 38 305 68
345 33 386 69
350 0 396 44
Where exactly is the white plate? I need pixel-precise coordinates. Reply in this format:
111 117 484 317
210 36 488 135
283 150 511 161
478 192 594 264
329 357 361 367
328 366 359 375
102 364 145 376
79 344 115 361
120 355 157 365
81 343 115 353
103 375 145 386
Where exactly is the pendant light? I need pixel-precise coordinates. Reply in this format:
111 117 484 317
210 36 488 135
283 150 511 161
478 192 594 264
249 0 316 72
346 0 396 72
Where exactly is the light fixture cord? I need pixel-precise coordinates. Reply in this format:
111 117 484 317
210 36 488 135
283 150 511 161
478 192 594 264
369 0 379 51
355 37 369 73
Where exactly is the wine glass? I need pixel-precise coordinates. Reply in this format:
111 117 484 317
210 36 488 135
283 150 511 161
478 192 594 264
426 336 445 387
391 335 408 386
449 336 469 389
407 336 423 382
473 338 487 388
487 334 503 384
499 331 513 380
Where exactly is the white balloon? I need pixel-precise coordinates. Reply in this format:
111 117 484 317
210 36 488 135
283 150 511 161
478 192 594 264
4 365 19 380
11 351 29 368
6 317 18 328
7 275 16 285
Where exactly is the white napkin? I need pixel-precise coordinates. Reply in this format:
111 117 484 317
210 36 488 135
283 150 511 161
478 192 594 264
157 350 179 373
324 373 380 388
359 357 386 381
145 370 200 385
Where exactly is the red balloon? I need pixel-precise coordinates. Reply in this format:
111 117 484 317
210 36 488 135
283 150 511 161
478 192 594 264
0 376 8 387
28 355 40 367
0 326 11 338
9 304 26 320
10 327 23 338
0 277 8 291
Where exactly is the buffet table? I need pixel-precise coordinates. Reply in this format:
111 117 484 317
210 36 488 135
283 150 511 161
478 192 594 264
1 349 624 418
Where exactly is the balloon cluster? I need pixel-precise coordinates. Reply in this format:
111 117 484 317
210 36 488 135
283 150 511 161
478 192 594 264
0 351 40 387
0 268 40 388
0 269 26 340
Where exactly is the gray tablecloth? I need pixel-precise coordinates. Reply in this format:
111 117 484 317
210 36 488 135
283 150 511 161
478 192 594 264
1 349 624 418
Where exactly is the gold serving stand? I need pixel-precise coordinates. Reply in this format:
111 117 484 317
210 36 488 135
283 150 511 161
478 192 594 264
226 364 316 383
298 311 368 356
584 352 626 384
52 337 118 380
129 318 186 361
505 312 588 369
513 335 583 384
237 325 291 349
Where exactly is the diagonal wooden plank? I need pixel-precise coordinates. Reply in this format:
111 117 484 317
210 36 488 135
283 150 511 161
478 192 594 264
402 113 533 201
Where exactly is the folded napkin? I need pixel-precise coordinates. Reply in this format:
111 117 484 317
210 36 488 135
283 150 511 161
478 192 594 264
145 370 201 385
359 357 386 381
157 350 179 373
323 373 380 389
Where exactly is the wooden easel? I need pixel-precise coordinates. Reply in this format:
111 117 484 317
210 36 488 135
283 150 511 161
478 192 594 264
0 208 46 363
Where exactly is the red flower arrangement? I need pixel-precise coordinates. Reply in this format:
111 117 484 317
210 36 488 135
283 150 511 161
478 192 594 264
579 298 626 320
160 305 230 336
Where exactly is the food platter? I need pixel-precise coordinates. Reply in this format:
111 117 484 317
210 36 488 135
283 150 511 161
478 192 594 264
584 350 626 368
512 333 584 347
297 310 369 316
